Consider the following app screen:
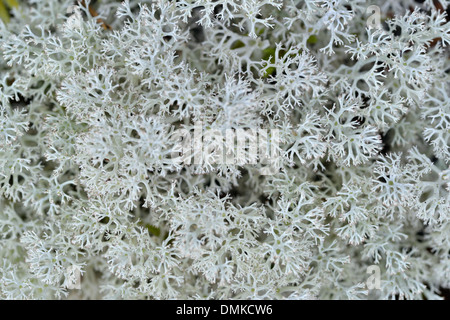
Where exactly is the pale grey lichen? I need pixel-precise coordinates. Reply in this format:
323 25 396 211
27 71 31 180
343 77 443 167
0 0 449 299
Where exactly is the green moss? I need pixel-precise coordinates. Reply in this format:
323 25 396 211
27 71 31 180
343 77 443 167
146 224 161 237
0 0 19 23
307 35 318 45
261 47 277 78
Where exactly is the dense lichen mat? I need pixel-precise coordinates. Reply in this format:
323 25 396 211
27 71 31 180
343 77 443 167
0 0 449 299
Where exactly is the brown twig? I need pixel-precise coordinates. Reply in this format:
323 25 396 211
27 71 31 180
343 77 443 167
433 0 445 13
425 1 448 49
79 0 112 30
